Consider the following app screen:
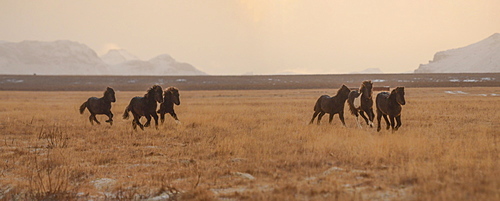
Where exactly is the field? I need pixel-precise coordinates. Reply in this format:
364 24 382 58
0 85 499 200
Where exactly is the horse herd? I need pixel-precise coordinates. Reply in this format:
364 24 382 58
310 80 406 132
79 81 405 132
79 85 180 130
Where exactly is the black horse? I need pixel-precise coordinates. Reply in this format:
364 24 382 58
123 85 163 130
348 80 375 128
309 85 351 126
376 87 406 132
79 87 116 125
157 87 181 124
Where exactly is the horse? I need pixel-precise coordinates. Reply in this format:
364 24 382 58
348 80 375 128
79 87 116 125
375 87 406 132
123 85 163 130
157 87 181 124
309 85 351 126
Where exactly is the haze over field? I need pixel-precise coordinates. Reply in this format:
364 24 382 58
1 1 499 75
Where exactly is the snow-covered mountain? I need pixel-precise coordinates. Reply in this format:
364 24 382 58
350 68 383 74
101 49 139 66
0 40 206 75
0 40 107 75
415 33 500 73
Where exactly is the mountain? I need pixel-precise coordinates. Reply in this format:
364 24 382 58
101 49 139 65
350 68 383 74
105 53 207 75
415 33 500 73
0 40 207 75
0 40 107 75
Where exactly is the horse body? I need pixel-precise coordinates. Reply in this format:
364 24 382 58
376 87 406 132
123 85 163 130
348 80 375 128
79 87 116 125
309 85 351 126
157 87 181 124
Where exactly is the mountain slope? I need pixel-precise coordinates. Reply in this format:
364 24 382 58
0 40 107 75
415 33 500 73
0 41 207 75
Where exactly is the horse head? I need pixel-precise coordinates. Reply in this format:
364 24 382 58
165 87 180 105
146 85 164 103
104 87 116 102
393 87 406 105
360 80 373 99
154 85 164 103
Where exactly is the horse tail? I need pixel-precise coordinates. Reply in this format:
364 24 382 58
79 101 87 114
348 90 360 115
313 96 323 111
123 105 130 119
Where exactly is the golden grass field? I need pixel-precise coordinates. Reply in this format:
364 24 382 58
0 87 499 200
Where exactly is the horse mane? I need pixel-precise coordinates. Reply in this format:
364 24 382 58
165 86 179 94
360 80 373 98
145 85 161 98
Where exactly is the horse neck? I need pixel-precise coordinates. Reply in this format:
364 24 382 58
145 91 157 103
164 93 174 105
101 94 111 103
388 93 400 106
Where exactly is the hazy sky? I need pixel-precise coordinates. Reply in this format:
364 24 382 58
1 0 499 75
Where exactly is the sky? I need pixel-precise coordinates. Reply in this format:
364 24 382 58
1 0 499 75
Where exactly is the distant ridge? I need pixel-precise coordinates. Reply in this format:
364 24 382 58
415 33 500 73
0 40 206 75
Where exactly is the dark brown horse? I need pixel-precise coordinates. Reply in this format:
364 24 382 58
376 87 406 132
309 85 351 126
348 80 375 128
79 87 116 125
123 85 163 130
157 87 181 124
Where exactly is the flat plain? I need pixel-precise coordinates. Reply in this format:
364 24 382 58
0 85 499 200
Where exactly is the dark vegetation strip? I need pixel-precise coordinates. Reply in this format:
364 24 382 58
0 73 499 91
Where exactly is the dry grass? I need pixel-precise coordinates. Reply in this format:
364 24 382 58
0 87 499 200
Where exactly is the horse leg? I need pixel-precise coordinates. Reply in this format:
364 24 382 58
159 112 165 124
170 112 180 124
328 113 334 124
310 111 320 124
338 112 346 127
88 115 94 125
367 109 375 127
144 115 152 127
376 110 382 132
136 118 144 130
151 113 159 129
317 112 326 125
91 114 100 125
382 115 390 130
389 116 396 132
105 112 114 125
395 115 402 131
359 111 370 126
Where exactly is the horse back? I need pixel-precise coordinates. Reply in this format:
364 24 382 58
129 96 157 116
376 92 391 114
87 97 111 114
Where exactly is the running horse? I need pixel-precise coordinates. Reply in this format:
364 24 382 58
348 80 375 128
79 87 116 125
375 87 406 132
123 85 163 130
309 85 351 126
157 87 181 124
